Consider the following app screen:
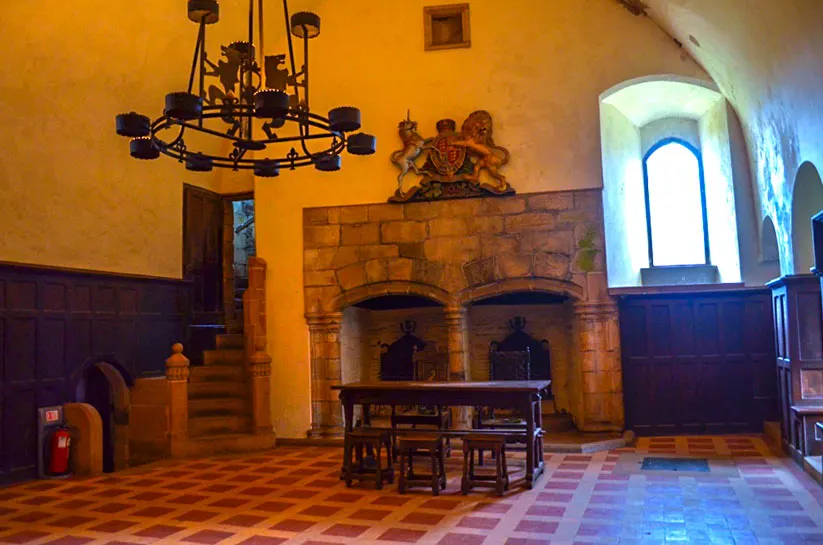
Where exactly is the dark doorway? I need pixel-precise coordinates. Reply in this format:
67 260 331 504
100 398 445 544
183 184 224 324
229 198 255 331
83 367 115 473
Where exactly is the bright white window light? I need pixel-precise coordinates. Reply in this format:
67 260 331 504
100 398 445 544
646 141 706 266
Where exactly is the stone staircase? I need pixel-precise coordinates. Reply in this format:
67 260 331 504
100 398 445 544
171 333 274 457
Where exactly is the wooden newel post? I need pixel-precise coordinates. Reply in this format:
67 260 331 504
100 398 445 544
249 335 273 435
244 256 274 435
165 343 189 446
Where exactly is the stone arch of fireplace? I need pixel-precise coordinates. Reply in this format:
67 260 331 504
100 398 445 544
328 281 456 313
456 277 585 306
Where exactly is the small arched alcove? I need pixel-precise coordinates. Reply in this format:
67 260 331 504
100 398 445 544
73 357 133 473
760 216 781 281
791 162 823 274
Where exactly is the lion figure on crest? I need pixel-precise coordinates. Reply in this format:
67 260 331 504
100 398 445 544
453 110 510 190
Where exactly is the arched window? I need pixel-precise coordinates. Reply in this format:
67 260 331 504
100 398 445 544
643 138 710 266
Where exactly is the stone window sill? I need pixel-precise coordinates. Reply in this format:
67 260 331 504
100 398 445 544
640 264 719 287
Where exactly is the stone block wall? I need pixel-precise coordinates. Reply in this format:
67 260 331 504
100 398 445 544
303 189 623 436
303 190 605 314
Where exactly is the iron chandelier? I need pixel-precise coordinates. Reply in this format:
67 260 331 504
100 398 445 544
115 0 375 177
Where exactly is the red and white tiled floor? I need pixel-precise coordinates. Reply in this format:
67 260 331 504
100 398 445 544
1 436 822 544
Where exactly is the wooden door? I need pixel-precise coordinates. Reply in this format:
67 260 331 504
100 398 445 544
183 185 224 324
620 290 777 435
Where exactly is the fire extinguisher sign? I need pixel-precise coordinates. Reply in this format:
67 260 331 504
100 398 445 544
45 410 60 423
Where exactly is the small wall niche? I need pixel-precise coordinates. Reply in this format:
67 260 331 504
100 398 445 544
424 3 470 51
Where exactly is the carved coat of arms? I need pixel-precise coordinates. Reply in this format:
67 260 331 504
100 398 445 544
389 110 513 203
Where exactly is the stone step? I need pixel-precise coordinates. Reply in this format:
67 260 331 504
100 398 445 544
188 397 249 417
171 432 275 458
188 381 248 399
189 365 246 383
203 349 245 366
216 334 245 349
188 415 252 437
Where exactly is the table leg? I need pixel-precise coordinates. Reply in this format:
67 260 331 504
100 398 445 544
341 393 354 479
533 395 545 482
523 397 536 489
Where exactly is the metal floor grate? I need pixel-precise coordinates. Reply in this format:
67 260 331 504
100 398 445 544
640 457 710 472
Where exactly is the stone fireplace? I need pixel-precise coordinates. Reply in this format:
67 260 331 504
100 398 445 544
303 190 623 437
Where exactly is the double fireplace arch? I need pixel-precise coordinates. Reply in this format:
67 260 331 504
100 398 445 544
303 192 624 438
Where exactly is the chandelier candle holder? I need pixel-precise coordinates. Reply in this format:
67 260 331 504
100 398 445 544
115 0 375 175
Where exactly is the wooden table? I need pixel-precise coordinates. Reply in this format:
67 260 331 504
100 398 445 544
333 380 551 488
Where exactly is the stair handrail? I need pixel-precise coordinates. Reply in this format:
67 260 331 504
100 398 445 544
243 256 274 435
165 343 189 446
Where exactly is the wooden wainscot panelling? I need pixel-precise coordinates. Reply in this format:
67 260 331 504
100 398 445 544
0 262 191 484
617 287 777 436
768 275 823 458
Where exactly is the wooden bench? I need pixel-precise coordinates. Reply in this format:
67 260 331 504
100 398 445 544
790 405 823 457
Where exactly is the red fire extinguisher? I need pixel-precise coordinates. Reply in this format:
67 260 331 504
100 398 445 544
48 426 72 475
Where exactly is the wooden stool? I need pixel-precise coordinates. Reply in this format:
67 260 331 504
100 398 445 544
461 434 509 496
397 434 447 496
341 428 394 490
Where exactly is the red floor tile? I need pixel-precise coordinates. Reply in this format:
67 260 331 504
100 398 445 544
43 537 93 545
271 519 317 532
438 534 486 545
402 512 446 525
176 509 220 522
377 528 428 543
300 505 342 517
221 514 267 527
182 529 235 544
0 531 52 544
133 524 186 538
349 508 392 521
514 519 559 534
322 523 370 538
236 538 287 545
88 520 138 533
458 516 500 529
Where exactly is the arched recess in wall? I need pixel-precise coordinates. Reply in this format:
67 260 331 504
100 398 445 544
72 357 133 473
760 216 781 281
791 162 823 274
599 74 742 287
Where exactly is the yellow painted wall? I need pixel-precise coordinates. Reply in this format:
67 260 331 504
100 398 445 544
1 1 252 278
254 0 709 437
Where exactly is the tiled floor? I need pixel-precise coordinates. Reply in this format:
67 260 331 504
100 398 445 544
1 436 822 544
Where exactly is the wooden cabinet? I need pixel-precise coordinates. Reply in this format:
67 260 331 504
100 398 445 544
619 288 776 435
769 274 823 457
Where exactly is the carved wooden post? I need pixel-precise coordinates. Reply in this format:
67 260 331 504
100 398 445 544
165 343 189 449
572 300 623 431
444 305 470 428
307 313 344 437
241 256 274 436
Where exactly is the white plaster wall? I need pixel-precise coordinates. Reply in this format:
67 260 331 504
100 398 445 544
640 117 700 156
600 104 648 287
699 100 741 283
643 0 823 274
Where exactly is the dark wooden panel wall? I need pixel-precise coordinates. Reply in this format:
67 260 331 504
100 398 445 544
0 263 190 483
619 289 777 435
